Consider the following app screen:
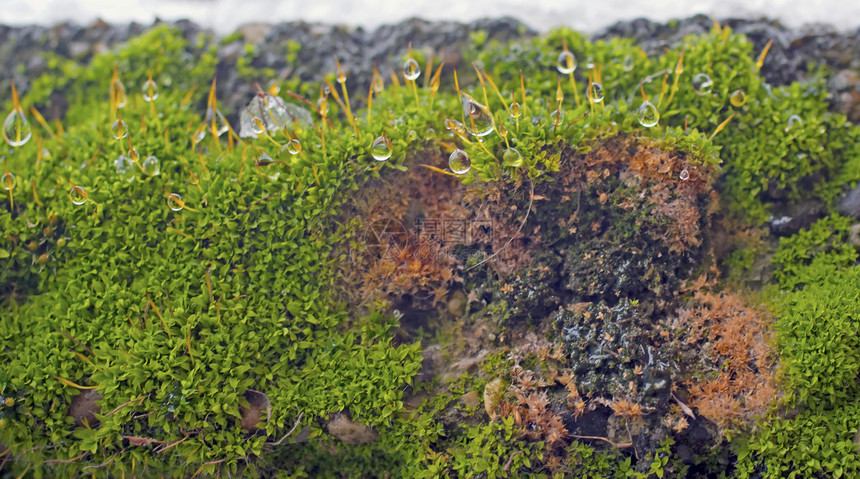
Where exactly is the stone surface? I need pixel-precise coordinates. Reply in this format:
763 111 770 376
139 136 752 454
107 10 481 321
838 184 860 219
2 15 859 127
68 389 101 427
327 413 378 444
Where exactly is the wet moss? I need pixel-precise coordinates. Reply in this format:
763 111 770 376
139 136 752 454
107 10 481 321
0 17 858 478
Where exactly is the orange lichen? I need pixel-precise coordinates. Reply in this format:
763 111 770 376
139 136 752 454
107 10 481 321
677 289 779 430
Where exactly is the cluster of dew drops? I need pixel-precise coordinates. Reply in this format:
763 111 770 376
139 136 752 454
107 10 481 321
550 47 800 182
3 42 811 209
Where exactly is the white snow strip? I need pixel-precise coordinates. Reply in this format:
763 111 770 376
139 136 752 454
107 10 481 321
0 0 858 34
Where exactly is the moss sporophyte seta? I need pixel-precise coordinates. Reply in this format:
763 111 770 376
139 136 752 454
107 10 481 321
1 20 859 477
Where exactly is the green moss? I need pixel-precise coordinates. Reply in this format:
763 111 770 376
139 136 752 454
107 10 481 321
1 18 859 477
773 214 858 290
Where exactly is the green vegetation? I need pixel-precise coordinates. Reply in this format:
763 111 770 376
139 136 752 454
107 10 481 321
732 217 860 478
0 18 858 478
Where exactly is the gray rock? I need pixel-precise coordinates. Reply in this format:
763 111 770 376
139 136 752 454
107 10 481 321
838 184 860 219
850 223 860 247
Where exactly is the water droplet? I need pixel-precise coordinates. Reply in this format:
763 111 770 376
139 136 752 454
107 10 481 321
679 169 690 181
268 81 280 96
497 123 508 137
111 119 128 140
3 110 31 147
502 148 523 168
167 193 184 212
205 107 229 136
337 71 347 85
557 51 576 74
462 94 494 137
407 130 418 142
142 156 160 176
403 58 421 81
509 101 522 119
448 149 471 175
588 82 604 103
370 136 392 161
585 57 595 70
445 118 468 139
142 79 159 102
286 138 301 155
114 154 135 181
637 101 659 128
317 97 329 116
258 153 279 180
128 147 139 163
1 172 14 191
786 114 802 131
322 85 331 96
622 54 634 72
112 79 128 108
550 109 563 123
372 76 384 93
730 89 746 107
192 124 206 144
692 73 712 95
248 112 266 135
69 185 87 205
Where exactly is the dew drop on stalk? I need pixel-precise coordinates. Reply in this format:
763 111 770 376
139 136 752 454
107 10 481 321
585 57 595 70
206 107 230 136
69 185 87 205
249 112 266 135
403 58 421 81
259 152 279 180
370 136 392 161
192 124 206 144
286 138 301 155
372 75 384 93
3 110 31 147
111 119 128 140
637 101 659 128
114 154 135 181
1 172 14 191
113 79 128 108
692 73 712 95
462 94 495 137
448 149 471 175
337 71 347 85
622 54 634 72
502 148 523 168
557 51 576 74
509 101 521 119
786 114 802 131
142 79 159 101
407 130 418 142
317 97 329 116
142 156 160 176
128 147 139 162
444 118 468 139
167 193 184 212
550 109 563 123
679 169 690 181
730 89 746 107
588 82 604 103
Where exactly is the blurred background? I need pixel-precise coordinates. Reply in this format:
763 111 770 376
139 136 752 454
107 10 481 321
1 0 858 32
